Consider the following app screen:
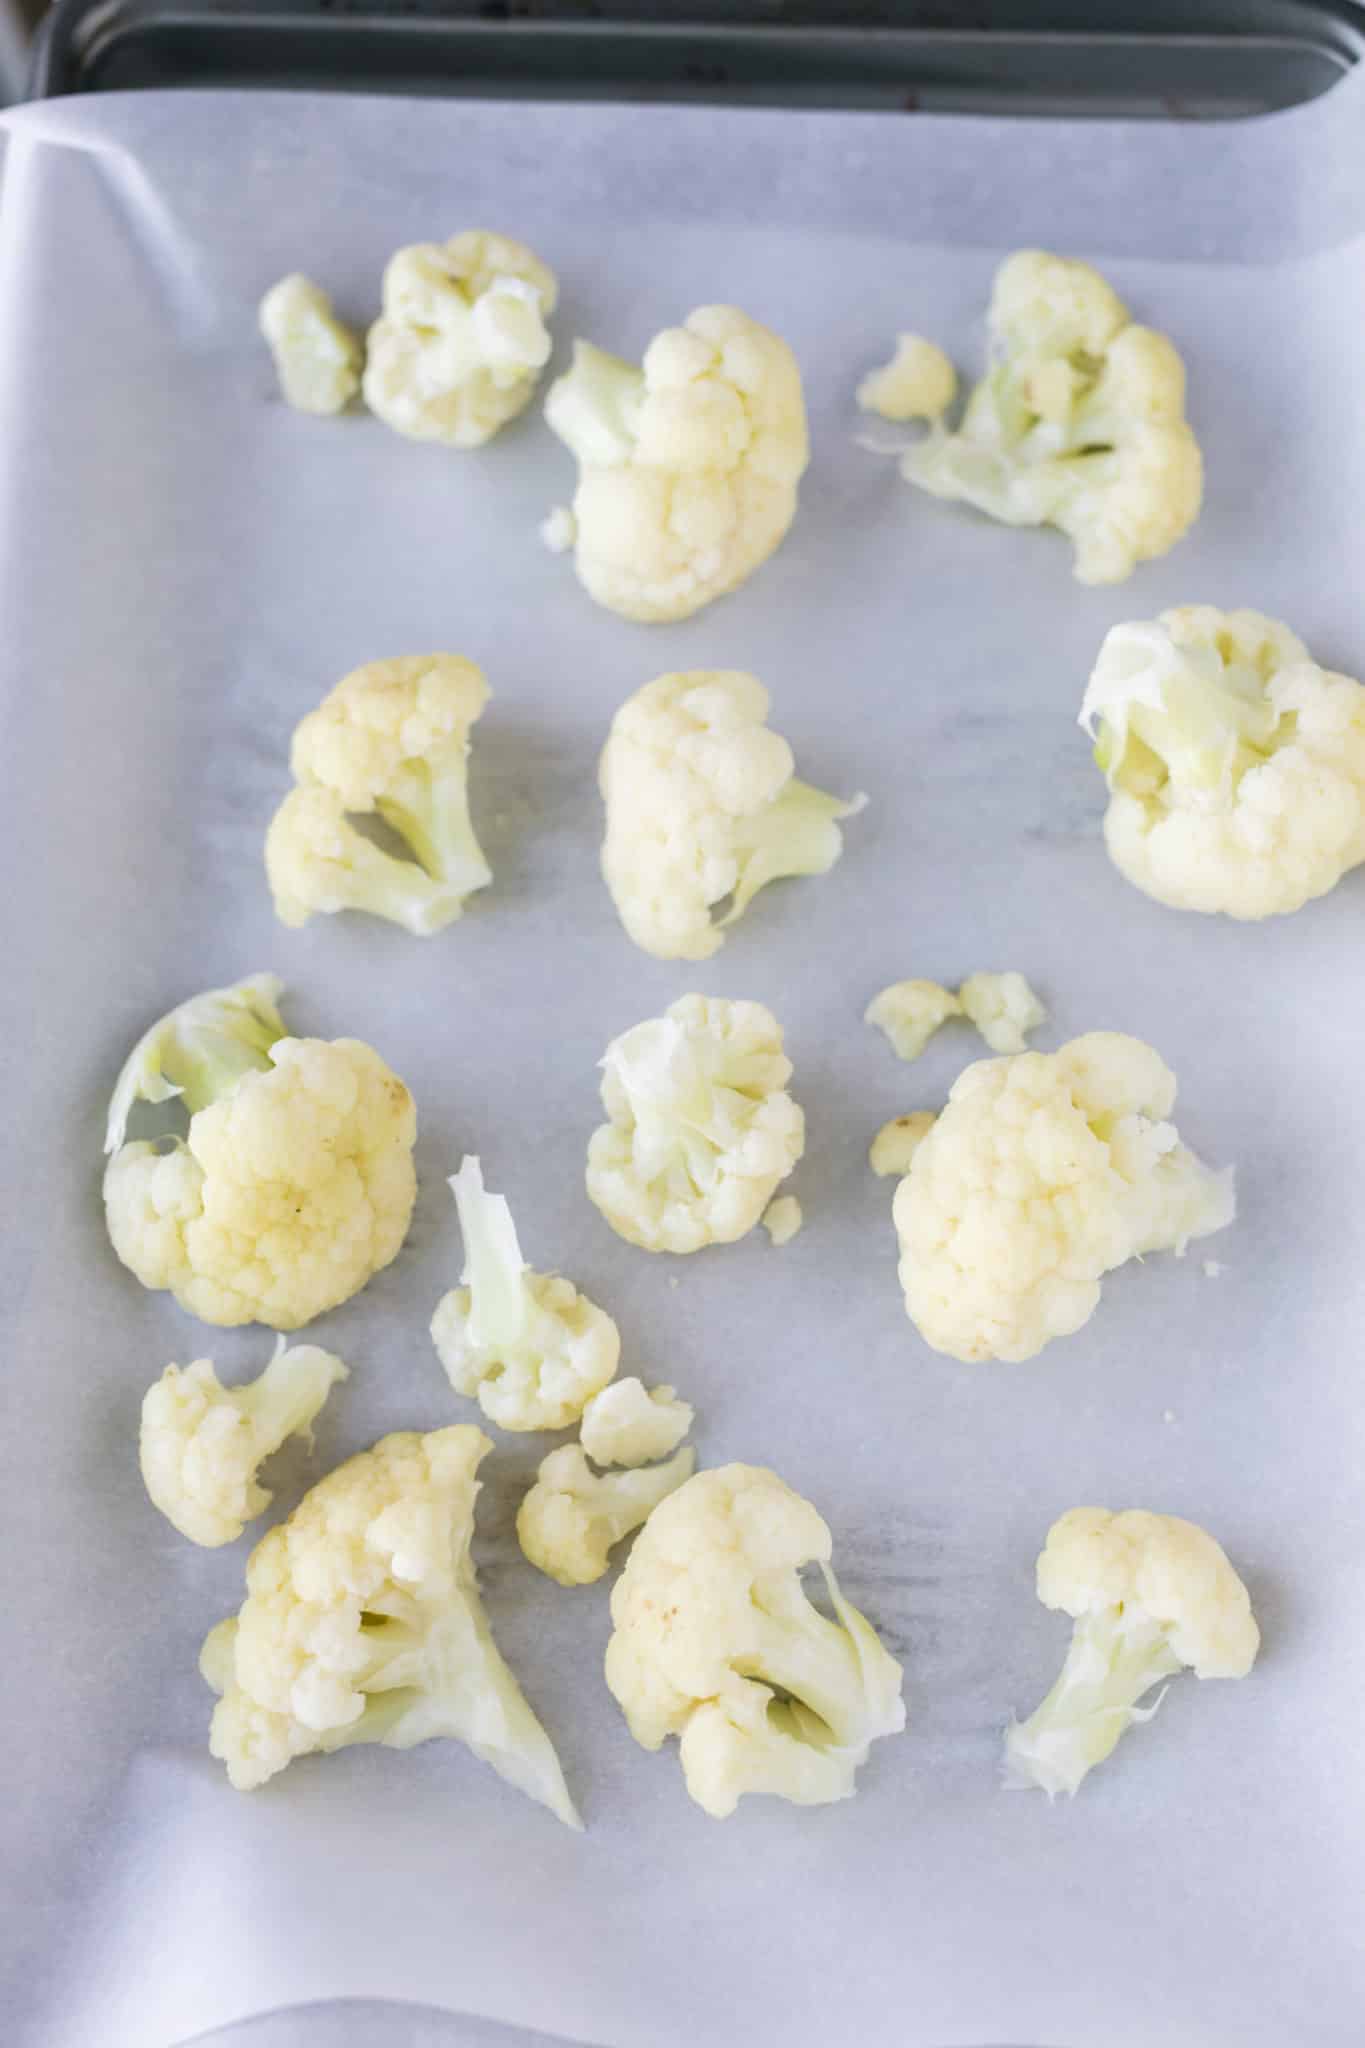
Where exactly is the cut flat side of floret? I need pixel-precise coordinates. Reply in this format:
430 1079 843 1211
259 275 363 415
580 1377 694 1467
105 974 287 1154
869 1111 936 1179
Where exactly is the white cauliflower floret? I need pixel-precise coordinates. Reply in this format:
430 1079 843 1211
605 1464 905 1818
545 305 809 622
869 1111 936 1179
267 654 492 935
762 1195 803 1246
899 250 1203 584
586 994 804 1254
104 975 416 1330
201 1425 579 1824
259 274 362 416
580 1377 694 1468
1005 1506 1260 1797
892 1031 1233 1362
431 1156 619 1432
1080 605 1365 918
857 334 957 423
363 231 556 447
600 670 860 960
958 970 1047 1053
517 1443 696 1587
865 980 962 1062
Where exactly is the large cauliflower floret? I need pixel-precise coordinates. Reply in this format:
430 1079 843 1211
599 671 861 960
580 1377 694 1468
586 994 805 1254
892 1031 1233 1362
517 1442 696 1587
544 305 810 623
140 1341 348 1547
1080 605 1365 918
363 231 557 447
1005 1506 1260 1797
201 1426 578 1823
430 1156 619 1432
104 976 417 1330
900 250 1203 584
605 1464 905 1818
259 274 363 416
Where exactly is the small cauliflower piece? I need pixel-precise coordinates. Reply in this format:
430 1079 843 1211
580 1377 694 1468
545 305 809 623
103 975 417 1330
893 1031 1233 1362
762 1195 803 1246
600 670 860 961
201 1425 579 1824
540 504 577 554
140 1341 348 1547
518 1442 696 1587
431 1156 619 1432
363 232 557 447
586 994 804 1254
958 970 1047 1054
857 334 957 423
900 250 1203 584
869 1111 936 1179
1005 1506 1260 1797
605 1464 905 1818
865 980 962 1063
259 274 363 416
1081 605 1365 918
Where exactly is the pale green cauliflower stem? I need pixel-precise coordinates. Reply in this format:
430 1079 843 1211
856 334 958 423
586 993 805 1254
544 305 810 623
600 670 860 961
259 275 363 416
1005 1506 1260 1797
1081 605 1365 918
893 1031 1233 1362
140 1341 348 1547
518 1443 696 1587
580 1377 694 1468
898 250 1203 584
431 1155 619 1431
201 1425 579 1825
605 1464 905 1819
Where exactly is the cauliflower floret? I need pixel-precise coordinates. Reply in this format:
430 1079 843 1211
892 1031 1233 1362
259 274 363 416
586 994 804 1254
201 1425 579 1824
898 251 1203 584
1080 605 1365 918
431 1156 619 1431
517 1442 696 1587
865 980 962 1062
104 976 417 1330
869 1111 936 1179
762 1194 803 1246
544 305 809 622
540 504 577 554
363 231 557 447
856 334 957 423
580 1377 694 1468
958 970 1047 1054
600 671 860 960
605 1464 905 1818
1005 1506 1260 1797
140 1341 348 1547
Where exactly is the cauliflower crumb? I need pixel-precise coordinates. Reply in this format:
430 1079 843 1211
869 1111 936 1179
958 971 1048 1054
1203 1259 1225 1279
540 504 578 554
865 981 962 1062
857 334 958 423
762 1194 803 1246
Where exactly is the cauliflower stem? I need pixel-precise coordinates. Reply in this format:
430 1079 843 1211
105 973 286 1153
1004 1606 1181 1797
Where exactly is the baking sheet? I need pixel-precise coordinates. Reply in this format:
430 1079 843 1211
1 72 1363 2048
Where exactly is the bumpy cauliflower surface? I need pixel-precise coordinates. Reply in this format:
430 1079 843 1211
586 994 805 1254
865 980 962 1062
104 976 417 1330
259 275 363 416
893 1032 1233 1362
580 1377 694 1468
518 1443 696 1587
605 1464 905 1818
869 1111 936 1179
1005 1506 1260 1797
363 232 557 447
900 251 1202 584
140 1341 348 1547
857 334 957 423
600 671 860 960
544 305 809 622
958 971 1048 1054
201 1425 579 1824
1080 605 1365 918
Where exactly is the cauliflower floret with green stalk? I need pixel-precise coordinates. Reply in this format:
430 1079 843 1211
1080 605 1365 918
580 1377 694 1468
201 1425 579 1825
586 994 804 1253
545 305 809 623
865 980 962 1062
605 1464 905 1818
267 654 492 935
431 1156 619 1431
898 251 1203 584
103 974 417 1330
869 1110 936 1179
600 671 861 960
958 970 1047 1053
518 1443 696 1587
140 1340 349 1547
363 232 557 447
857 334 957 423
893 1032 1233 1362
1005 1506 1260 1797
259 274 363 416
